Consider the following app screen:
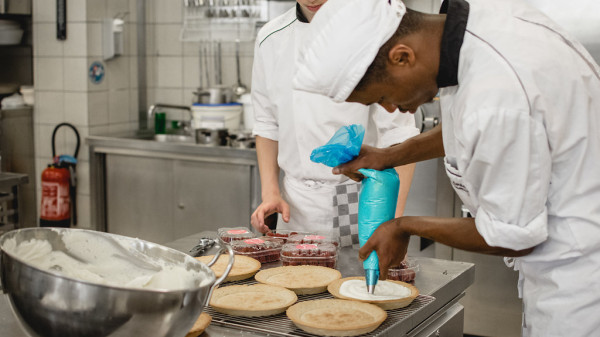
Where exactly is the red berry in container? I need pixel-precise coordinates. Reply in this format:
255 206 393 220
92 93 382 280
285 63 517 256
387 258 420 284
280 242 338 269
230 237 284 264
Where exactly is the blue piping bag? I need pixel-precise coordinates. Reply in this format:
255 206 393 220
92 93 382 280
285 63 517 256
358 168 399 293
310 125 400 293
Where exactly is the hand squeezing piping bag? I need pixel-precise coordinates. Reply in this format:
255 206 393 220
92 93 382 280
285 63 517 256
358 168 399 294
310 125 399 293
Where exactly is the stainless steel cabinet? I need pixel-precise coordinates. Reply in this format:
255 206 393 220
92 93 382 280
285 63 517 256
89 133 260 245
106 154 174 244
172 159 251 238
410 304 465 337
105 153 254 245
0 107 36 227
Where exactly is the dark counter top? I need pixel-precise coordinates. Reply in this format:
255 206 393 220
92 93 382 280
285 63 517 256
0 172 28 189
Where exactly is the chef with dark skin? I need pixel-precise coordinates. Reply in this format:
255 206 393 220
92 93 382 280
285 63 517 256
293 0 600 336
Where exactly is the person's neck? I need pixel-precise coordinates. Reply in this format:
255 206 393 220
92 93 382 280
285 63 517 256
419 14 446 84
300 6 315 22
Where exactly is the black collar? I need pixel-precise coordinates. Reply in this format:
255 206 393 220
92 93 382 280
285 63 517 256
437 0 470 88
296 3 309 23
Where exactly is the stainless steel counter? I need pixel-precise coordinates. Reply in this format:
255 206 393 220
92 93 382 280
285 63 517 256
0 231 474 337
87 131 258 165
0 172 29 233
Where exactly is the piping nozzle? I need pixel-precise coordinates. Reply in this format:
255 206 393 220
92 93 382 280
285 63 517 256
365 269 379 294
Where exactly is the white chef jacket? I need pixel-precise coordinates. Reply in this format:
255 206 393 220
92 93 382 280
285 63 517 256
252 6 419 232
439 0 600 336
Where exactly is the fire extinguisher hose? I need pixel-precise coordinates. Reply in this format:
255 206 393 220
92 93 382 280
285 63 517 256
52 123 80 226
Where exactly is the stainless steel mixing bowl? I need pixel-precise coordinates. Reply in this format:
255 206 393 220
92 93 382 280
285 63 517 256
0 228 234 337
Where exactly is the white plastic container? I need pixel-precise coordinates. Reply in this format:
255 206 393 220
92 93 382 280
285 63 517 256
191 103 242 130
238 93 254 132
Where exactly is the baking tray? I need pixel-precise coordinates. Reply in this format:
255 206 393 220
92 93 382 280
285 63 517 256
204 278 436 337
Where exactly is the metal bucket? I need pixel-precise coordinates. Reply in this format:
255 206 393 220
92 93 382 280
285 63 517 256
0 228 233 337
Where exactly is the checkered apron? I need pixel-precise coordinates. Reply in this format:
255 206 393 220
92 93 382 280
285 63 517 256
332 182 362 248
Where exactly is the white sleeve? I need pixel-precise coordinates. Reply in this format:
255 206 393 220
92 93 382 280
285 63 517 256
251 40 279 141
370 104 420 148
460 108 551 250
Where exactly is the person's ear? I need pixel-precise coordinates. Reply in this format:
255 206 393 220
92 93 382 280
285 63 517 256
388 44 415 68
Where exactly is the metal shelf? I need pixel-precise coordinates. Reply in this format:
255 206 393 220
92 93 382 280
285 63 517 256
180 0 268 42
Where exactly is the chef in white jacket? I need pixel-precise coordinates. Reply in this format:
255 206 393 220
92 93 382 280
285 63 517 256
250 0 419 240
293 0 600 336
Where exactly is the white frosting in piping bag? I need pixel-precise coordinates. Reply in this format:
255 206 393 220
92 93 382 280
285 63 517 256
339 279 411 301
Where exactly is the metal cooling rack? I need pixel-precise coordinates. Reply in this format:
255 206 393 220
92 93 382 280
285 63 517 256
204 279 436 337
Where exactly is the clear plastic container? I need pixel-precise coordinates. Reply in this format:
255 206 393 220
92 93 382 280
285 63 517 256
217 227 255 243
265 230 308 243
230 237 284 264
387 258 419 284
280 242 338 269
286 233 340 248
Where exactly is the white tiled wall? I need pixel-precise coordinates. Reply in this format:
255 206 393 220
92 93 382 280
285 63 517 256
33 0 141 229
147 0 255 107
31 0 257 229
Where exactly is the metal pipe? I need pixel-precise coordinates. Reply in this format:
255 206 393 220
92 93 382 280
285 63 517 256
147 104 192 123
137 0 148 130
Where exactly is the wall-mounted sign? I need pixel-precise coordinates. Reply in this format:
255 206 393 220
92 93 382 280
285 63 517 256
88 61 105 84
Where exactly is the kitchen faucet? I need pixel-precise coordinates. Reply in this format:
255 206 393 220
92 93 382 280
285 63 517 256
147 104 193 134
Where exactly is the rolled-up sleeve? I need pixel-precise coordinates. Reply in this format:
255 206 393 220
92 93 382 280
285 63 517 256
251 40 279 141
460 108 551 250
370 104 420 148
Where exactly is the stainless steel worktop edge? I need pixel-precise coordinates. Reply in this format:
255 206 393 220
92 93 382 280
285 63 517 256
87 134 258 162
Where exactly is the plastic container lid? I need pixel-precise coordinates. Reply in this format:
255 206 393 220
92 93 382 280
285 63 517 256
265 230 309 243
280 242 338 269
287 233 340 247
230 237 284 264
387 258 419 284
217 227 255 243
192 102 242 107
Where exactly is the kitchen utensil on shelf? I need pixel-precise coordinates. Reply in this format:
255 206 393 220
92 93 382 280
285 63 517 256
0 227 234 337
233 39 248 97
229 130 255 149
216 41 222 85
195 128 229 146
193 85 234 105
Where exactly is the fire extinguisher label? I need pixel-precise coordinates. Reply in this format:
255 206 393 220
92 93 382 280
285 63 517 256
41 181 70 220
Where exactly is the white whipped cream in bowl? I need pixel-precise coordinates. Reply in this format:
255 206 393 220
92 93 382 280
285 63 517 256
0 227 233 337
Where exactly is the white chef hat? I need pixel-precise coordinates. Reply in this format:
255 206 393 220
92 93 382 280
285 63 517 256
293 0 406 103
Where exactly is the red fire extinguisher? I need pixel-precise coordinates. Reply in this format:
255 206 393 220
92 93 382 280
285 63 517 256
40 123 80 228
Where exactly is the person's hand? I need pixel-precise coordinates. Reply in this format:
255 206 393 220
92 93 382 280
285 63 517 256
250 196 290 233
332 145 389 181
358 217 410 280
